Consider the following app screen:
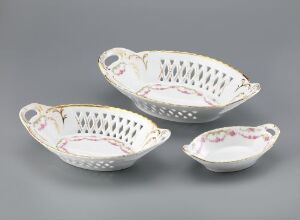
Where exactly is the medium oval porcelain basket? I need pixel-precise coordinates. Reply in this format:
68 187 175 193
19 103 170 171
98 48 260 123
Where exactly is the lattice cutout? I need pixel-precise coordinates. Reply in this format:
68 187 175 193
75 111 144 146
159 59 234 97
135 100 200 121
60 156 116 170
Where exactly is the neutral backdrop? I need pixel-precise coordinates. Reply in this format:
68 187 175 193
0 0 299 219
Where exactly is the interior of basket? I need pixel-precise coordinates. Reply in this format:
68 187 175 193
110 51 249 106
186 126 271 162
30 106 155 153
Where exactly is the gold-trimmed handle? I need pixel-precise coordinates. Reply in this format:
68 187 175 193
246 83 261 98
144 128 171 147
155 128 171 144
19 103 63 150
258 123 280 145
98 47 135 73
19 103 44 128
228 82 261 106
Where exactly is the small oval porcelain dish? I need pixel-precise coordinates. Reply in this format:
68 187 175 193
182 124 280 172
19 103 170 171
98 48 260 123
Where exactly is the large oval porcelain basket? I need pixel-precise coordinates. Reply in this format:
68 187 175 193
19 103 170 171
98 48 261 123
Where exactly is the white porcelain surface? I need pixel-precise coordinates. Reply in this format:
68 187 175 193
183 124 280 172
19 103 170 171
98 48 261 123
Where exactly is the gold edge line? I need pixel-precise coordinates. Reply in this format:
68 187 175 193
97 51 260 109
181 125 279 164
20 104 170 160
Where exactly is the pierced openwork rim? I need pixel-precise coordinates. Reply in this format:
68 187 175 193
182 124 280 164
98 49 261 109
20 103 171 160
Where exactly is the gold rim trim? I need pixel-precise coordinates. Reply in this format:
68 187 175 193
98 48 260 109
182 124 280 164
19 103 171 160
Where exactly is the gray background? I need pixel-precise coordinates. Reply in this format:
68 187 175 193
0 0 299 219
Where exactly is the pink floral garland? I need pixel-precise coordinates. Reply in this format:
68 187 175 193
112 63 126 75
194 128 270 155
56 135 133 154
136 84 217 106
32 115 60 132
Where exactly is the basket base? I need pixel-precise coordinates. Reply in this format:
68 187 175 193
204 160 257 172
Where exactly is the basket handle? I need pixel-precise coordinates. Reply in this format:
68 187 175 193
98 48 135 73
144 128 171 147
19 103 63 149
19 103 44 128
258 123 280 146
227 82 261 106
